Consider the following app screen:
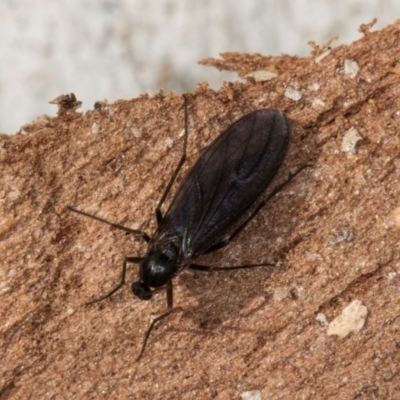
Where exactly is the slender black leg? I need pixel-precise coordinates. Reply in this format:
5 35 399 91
86 256 143 305
203 165 311 254
188 263 274 272
155 95 189 225
67 206 151 242
136 280 174 361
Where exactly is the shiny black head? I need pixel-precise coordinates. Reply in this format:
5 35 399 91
131 246 179 300
131 281 152 300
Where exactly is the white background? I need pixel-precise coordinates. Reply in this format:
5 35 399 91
1 0 399 134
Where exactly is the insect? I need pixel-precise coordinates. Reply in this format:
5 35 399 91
68 95 290 360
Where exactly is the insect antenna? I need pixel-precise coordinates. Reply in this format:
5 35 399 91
67 206 151 304
67 205 151 242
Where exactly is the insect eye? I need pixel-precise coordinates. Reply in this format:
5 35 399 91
132 282 152 300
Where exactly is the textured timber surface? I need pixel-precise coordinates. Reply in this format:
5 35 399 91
1 20 400 400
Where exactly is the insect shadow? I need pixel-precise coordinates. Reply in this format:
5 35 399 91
68 94 305 360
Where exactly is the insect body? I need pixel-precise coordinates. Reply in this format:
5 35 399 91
68 96 290 360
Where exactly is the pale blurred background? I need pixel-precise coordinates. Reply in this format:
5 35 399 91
1 0 399 134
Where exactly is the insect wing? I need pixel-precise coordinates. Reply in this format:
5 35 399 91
159 109 290 258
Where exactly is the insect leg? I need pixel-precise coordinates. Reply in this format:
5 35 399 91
86 256 143 305
189 263 274 272
67 206 151 242
155 95 189 225
204 165 311 253
136 280 174 361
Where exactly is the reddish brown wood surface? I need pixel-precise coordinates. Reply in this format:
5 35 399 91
1 20 400 400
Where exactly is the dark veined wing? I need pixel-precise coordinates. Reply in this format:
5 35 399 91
158 109 290 260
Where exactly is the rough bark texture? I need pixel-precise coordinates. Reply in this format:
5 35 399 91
2 20 400 400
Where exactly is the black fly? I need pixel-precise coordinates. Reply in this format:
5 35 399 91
68 95 290 360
